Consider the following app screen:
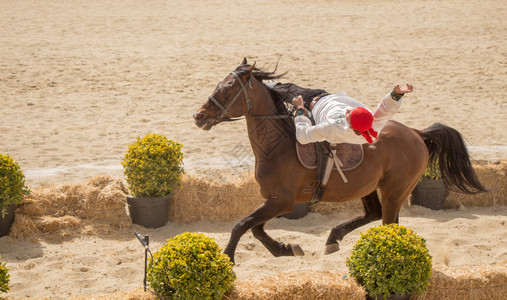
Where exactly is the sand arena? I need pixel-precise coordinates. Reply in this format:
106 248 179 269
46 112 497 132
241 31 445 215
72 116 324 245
0 0 506 299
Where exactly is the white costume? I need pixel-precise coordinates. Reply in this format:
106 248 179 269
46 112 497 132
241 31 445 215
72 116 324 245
294 91 402 145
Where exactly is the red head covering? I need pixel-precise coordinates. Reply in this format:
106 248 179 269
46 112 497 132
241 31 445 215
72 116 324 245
350 107 378 144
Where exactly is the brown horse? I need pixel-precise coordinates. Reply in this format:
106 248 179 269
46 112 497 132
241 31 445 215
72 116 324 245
193 58 486 263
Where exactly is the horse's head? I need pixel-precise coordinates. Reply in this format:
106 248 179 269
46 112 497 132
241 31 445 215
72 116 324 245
194 58 256 130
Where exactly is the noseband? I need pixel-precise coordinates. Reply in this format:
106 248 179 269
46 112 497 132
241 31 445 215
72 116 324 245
208 72 253 121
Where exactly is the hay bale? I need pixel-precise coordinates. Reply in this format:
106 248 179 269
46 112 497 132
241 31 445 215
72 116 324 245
169 160 507 222
224 264 506 300
316 161 507 213
446 160 507 209
38 215 80 233
311 200 364 215
171 172 368 222
10 176 131 240
69 287 157 300
224 271 365 300
170 173 265 223
8 213 38 239
9 161 506 238
416 263 507 300
99 264 506 300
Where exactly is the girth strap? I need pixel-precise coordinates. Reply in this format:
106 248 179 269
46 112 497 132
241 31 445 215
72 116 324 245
310 141 329 204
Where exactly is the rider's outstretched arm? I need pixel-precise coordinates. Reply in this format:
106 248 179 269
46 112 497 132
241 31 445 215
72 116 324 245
372 84 413 133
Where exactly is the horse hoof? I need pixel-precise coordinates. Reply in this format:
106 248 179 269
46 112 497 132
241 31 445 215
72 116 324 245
289 243 305 256
324 243 340 255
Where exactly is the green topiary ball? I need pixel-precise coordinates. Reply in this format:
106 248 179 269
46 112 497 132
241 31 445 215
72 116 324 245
122 133 184 197
147 232 236 299
0 154 30 216
0 256 9 294
346 224 432 298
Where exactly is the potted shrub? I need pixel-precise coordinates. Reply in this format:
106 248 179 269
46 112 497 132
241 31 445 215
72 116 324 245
122 133 184 228
0 256 9 294
346 224 432 300
411 159 448 210
147 232 236 299
0 154 30 237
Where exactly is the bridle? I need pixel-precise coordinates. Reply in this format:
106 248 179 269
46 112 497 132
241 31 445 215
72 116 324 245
208 71 253 121
207 71 290 121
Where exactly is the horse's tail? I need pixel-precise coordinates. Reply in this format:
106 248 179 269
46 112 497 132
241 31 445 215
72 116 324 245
416 123 487 194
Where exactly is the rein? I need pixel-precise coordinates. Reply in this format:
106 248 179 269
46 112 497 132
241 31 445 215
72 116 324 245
252 114 290 119
208 72 291 121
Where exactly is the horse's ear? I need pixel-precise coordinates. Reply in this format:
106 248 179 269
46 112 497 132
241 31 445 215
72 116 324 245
249 61 256 72
242 57 247 65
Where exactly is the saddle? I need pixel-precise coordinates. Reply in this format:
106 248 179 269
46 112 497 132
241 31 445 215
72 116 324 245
296 141 364 203
296 142 363 171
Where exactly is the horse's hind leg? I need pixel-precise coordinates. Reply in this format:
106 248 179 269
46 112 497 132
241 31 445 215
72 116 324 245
324 190 382 255
379 187 413 225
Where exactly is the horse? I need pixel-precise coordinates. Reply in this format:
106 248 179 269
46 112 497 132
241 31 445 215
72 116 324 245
193 58 487 263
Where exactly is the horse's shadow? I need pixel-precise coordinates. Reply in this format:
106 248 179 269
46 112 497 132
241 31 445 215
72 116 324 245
400 204 505 222
263 205 505 234
0 237 45 263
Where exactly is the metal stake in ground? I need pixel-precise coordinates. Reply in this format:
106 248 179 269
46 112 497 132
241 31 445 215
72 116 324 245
134 232 150 292
134 232 165 299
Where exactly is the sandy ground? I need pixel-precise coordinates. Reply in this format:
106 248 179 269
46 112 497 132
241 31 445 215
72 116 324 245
0 0 506 298
0 0 506 187
1 206 506 299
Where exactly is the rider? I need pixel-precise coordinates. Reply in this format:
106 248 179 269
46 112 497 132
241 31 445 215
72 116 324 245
292 84 413 145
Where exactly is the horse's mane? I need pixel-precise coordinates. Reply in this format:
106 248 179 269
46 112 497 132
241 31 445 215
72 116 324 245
234 63 330 116
267 82 329 112
234 63 285 82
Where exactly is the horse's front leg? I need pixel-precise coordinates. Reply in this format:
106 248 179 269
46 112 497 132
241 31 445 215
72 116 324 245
223 195 303 263
324 191 382 254
251 223 304 257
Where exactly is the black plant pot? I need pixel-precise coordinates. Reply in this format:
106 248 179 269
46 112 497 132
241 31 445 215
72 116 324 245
366 293 411 300
127 194 171 228
279 202 311 220
411 178 448 210
0 203 17 237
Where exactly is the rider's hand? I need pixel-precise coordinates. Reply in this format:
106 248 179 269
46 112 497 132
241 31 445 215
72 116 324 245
394 83 413 95
292 95 305 109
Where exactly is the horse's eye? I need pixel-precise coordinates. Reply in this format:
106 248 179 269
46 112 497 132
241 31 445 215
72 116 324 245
218 80 234 92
